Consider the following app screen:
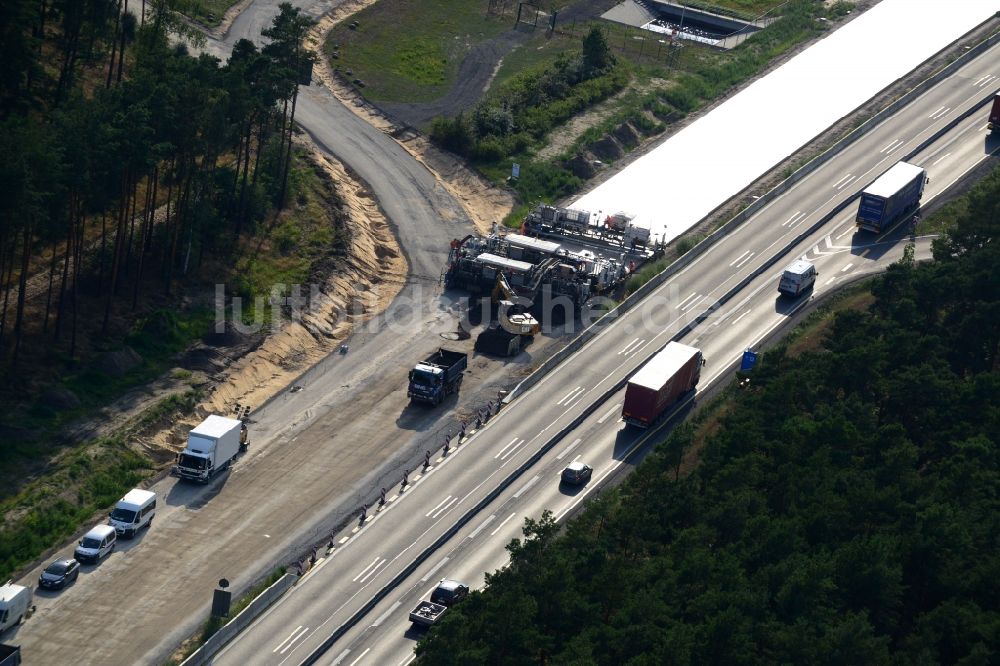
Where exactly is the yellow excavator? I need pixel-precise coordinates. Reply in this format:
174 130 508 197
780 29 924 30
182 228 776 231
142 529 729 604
491 272 540 336
476 272 540 357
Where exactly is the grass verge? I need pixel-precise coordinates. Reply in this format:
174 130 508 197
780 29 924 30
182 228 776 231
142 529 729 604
325 0 507 102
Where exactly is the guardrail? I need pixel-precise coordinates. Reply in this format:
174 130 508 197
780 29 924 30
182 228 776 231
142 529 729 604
505 20 1000 403
296 20 1000 666
181 573 298 666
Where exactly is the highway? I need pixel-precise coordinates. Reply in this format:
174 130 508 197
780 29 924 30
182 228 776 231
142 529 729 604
210 35 1000 666
7 3 996 664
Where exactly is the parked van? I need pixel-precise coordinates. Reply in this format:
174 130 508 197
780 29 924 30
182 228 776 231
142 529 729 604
777 260 817 297
0 583 32 633
74 525 116 564
108 488 156 538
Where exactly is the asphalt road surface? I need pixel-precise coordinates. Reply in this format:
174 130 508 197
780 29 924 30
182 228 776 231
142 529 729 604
209 36 1000 666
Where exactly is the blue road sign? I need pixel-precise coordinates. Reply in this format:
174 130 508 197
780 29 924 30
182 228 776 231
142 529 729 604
740 349 758 371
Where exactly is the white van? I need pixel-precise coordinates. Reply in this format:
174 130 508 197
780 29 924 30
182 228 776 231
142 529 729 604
777 260 817 297
74 524 117 564
108 488 156 538
0 582 32 633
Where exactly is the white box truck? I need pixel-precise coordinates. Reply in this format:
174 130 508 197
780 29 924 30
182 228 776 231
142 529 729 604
172 415 246 483
0 583 31 633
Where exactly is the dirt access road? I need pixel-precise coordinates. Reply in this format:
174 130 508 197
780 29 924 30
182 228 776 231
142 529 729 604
6 1 548 665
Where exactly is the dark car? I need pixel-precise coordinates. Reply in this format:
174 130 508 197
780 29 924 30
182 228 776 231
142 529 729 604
38 558 80 590
561 461 593 485
430 579 469 607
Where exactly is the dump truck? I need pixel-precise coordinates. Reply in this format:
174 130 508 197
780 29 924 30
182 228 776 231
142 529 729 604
407 349 468 405
855 161 927 233
989 92 1000 133
622 342 704 428
172 415 246 482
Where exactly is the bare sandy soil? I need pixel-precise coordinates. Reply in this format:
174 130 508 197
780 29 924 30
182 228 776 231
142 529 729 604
152 146 409 449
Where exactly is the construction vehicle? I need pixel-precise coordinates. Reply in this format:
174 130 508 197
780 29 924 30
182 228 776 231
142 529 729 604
474 272 539 358
407 349 468 405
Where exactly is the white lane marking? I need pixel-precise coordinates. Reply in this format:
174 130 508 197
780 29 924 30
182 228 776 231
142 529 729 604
833 171 856 190
513 475 540 499
617 337 641 355
421 556 450 582
500 438 526 461
836 175 857 190
398 654 417 666
562 388 587 409
879 139 900 154
859 249 870 259
490 512 517 536
358 558 386 584
494 436 520 459
840 263 854 273
836 225 855 240
729 250 751 267
274 626 305 653
675 291 698 309
468 514 496 539
372 602 401 627
597 403 621 424
556 438 581 460
733 252 755 269
556 386 581 405
730 309 751 326
973 73 992 86
332 649 351 664
928 105 946 118
348 648 372 666
932 152 952 166
430 496 459 519
781 211 803 227
825 277 837 286
353 557 382 582
787 212 807 229
681 295 705 312
278 626 310 654
930 106 951 120
425 495 453 518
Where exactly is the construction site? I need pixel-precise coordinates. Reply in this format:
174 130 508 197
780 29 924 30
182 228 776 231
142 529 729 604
443 204 664 356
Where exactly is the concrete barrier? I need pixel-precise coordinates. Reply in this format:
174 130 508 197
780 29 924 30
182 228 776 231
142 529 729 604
505 21 1000 404
181 573 298 666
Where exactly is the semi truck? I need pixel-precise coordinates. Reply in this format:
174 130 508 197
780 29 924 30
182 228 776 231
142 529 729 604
989 92 1000 133
855 161 927 233
172 415 247 482
407 349 468 406
622 342 704 428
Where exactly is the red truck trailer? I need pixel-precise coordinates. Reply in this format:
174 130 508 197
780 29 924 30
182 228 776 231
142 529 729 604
622 342 704 428
989 92 1000 133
